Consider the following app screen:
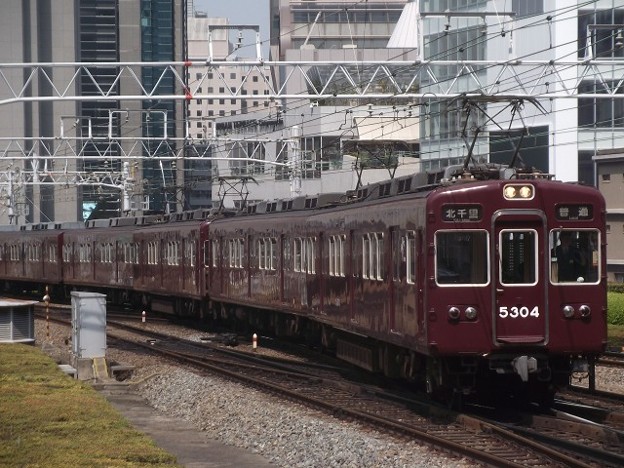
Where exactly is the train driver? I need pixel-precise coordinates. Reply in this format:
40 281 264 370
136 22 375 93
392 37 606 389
555 232 584 282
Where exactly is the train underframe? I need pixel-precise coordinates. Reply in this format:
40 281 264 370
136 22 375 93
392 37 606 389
206 300 592 407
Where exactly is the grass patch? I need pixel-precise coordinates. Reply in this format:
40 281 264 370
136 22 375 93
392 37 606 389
608 325 624 349
608 291 624 349
0 344 180 467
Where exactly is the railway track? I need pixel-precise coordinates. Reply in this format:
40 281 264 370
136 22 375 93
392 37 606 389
100 317 624 466
598 351 624 369
34 308 624 467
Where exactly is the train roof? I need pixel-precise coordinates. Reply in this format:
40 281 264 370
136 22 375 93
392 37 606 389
0 222 84 232
237 163 555 216
83 207 237 229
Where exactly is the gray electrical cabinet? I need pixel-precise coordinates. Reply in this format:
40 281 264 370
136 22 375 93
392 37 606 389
71 291 106 359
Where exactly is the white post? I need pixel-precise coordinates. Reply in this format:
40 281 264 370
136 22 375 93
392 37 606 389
290 125 301 196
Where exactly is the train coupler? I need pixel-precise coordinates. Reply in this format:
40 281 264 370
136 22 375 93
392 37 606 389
511 355 538 382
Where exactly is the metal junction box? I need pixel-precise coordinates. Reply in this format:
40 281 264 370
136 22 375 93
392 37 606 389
71 291 107 359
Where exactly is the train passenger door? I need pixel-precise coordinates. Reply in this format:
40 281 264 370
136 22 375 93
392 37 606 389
493 213 547 346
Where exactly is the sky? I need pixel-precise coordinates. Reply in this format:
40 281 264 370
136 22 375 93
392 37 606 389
194 0 271 58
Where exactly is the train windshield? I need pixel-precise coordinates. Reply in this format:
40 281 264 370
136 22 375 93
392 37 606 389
435 230 488 285
550 229 600 284
499 230 537 286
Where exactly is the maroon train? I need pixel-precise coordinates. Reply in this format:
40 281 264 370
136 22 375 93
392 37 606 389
0 164 607 404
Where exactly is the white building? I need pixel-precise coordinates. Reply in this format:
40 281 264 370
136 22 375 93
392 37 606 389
207 0 624 209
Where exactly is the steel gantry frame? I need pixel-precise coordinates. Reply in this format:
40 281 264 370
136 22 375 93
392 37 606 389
0 58 623 219
1 59 624 106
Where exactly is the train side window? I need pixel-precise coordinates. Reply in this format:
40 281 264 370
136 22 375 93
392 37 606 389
207 240 212 267
258 239 265 269
228 239 244 268
406 231 416 284
228 240 234 267
550 229 599 284
187 241 196 267
338 235 345 277
10 244 18 261
435 230 488 286
328 235 345 277
293 238 302 272
270 238 277 271
328 236 335 276
375 233 384 280
62 244 70 262
305 237 316 274
362 234 371 279
362 233 383 281
499 230 537 286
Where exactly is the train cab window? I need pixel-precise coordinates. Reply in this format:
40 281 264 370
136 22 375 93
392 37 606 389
435 230 488 286
499 231 537 285
550 230 599 284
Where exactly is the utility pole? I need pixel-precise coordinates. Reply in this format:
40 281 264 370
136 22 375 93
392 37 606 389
289 125 301 196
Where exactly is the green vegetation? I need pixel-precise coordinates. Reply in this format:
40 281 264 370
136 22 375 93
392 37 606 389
0 344 180 467
608 291 624 325
608 288 624 349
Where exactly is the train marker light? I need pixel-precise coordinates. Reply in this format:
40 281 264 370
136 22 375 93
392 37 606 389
562 305 575 319
503 184 534 200
448 307 460 321
579 305 591 318
464 307 477 320
142 310 146 323
252 333 258 351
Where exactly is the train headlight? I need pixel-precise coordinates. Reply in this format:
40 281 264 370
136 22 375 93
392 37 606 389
503 184 534 200
464 307 477 320
519 186 532 198
503 185 516 199
562 305 575 319
579 305 591 318
448 307 461 321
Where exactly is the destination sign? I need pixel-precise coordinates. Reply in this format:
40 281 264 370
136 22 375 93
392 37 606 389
555 204 593 220
441 204 482 222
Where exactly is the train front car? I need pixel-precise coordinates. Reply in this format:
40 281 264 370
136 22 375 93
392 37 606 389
425 175 606 405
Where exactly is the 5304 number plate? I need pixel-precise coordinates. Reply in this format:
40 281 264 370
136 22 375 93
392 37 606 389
498 306 539 318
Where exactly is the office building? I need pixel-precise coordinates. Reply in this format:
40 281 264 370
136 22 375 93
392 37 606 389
0 0 187 223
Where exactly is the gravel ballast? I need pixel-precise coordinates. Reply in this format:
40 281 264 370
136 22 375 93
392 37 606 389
36 318 623 468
